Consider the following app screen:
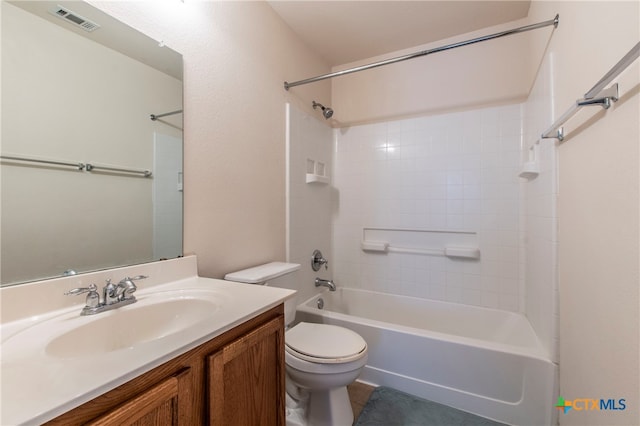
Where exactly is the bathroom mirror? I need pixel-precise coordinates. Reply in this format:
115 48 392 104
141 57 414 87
1 1 183 286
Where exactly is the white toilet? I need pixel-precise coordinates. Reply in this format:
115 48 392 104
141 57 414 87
225 262 368 426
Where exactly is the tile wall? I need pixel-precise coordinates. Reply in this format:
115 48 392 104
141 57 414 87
331 104 525 312
522 53 559 362
286 103 334 305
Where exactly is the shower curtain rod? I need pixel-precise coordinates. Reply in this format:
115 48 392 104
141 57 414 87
284 14 559 90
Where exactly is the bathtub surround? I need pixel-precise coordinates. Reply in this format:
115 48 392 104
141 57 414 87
286 100 559 424
521 49 559 363
332 104 524 312
286 103 334 305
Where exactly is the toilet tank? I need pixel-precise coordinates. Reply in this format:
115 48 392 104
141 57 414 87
224 262 300 326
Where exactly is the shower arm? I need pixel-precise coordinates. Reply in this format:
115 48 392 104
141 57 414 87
284 15 559 90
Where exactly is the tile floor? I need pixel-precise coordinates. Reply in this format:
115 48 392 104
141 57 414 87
348 381 376 422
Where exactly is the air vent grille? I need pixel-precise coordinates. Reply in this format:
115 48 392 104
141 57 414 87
49 5 100 32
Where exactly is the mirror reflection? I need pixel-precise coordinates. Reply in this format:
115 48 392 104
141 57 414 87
1 1 183 286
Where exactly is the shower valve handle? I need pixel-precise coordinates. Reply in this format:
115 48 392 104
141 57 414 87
311 249 328 271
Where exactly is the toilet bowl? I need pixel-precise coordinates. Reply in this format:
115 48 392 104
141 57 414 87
224 262 368 426
285 322 368 426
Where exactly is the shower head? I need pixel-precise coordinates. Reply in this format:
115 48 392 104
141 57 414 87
312 101 334 120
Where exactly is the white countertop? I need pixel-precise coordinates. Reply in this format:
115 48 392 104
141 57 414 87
0 256 296 425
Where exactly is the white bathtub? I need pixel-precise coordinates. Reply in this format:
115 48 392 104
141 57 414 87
296 288 557 426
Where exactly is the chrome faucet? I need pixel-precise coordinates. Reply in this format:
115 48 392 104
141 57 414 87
65 275 147 315
315 277 336 292
103 279 119 305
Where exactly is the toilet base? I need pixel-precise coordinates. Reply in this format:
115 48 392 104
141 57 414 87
308 386 353 426
285 405 306 426
286 384 354 426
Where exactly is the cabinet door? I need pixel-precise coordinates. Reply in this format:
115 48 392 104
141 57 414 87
87 367 193 426
208 316 285 426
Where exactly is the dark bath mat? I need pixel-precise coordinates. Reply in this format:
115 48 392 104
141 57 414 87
354 386 508 426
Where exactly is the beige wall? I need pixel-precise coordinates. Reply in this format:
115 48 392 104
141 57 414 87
1 2 181 284
330 16 553 126
528 1 639 425
89 1 331 279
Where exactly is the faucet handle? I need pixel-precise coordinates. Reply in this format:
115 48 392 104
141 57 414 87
65 283 98 296
116 275 146 300
65 284 100 308
119 275 148 284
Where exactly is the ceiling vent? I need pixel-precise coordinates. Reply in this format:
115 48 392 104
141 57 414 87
49 5 100 32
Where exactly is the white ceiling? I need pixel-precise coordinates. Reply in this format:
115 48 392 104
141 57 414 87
268 1 531 66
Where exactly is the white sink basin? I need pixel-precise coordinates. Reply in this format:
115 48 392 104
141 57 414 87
46 297 218 358
2 289 225 361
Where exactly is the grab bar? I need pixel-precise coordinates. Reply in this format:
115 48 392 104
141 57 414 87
361 241 480 259
361 227 480 259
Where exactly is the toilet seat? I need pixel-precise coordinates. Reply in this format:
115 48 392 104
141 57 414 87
286 322 367 364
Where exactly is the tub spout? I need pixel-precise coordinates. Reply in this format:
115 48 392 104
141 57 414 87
315 278 336 291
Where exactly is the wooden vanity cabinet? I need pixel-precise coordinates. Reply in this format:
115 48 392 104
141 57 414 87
45 305 285 426
87 368 194 426
208 312 285 425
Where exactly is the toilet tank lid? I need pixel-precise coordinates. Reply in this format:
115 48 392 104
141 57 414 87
224 262 300 284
